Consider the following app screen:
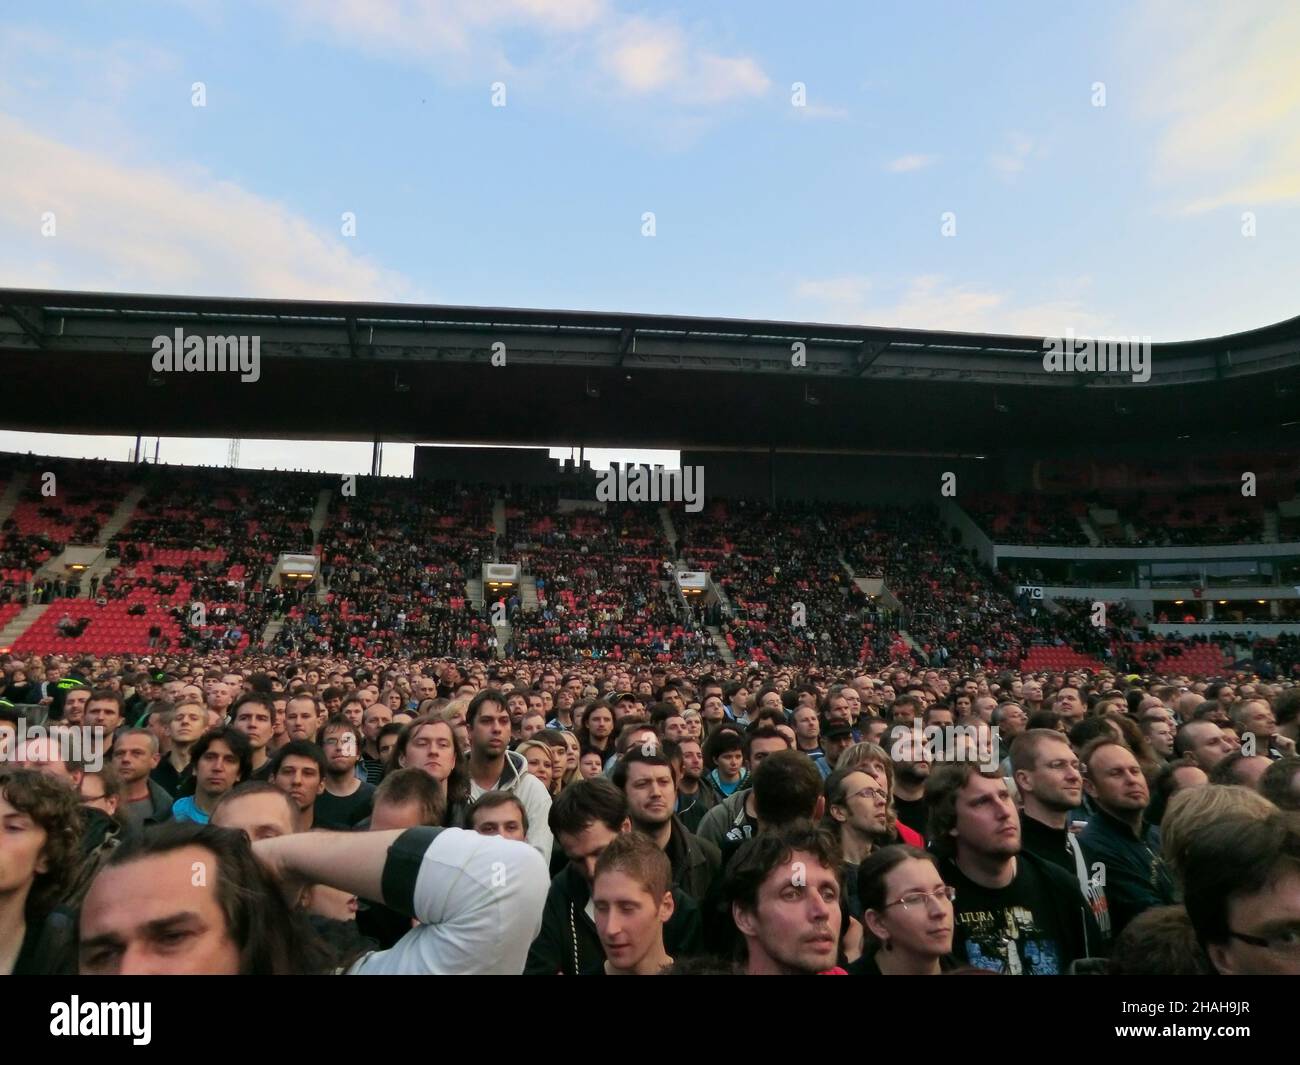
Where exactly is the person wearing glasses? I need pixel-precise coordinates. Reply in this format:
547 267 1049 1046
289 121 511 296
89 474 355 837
314 716 375 829
852 845 956 975
823 767 892 918
1182 810 1300 975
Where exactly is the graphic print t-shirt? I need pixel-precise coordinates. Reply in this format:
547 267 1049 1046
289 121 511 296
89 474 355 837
938 854 1090 975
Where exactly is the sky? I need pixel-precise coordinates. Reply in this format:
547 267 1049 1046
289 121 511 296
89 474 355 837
1 1 1297 474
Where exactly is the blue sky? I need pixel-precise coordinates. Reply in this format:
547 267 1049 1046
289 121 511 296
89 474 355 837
1 1 1297 473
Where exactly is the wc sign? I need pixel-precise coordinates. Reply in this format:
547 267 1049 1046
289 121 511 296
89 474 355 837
1017 585 1044 600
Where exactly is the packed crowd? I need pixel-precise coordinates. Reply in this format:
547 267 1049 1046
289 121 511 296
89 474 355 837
676 499 873 665
295 480 496 659
2 646 1298 977
503 488 720 663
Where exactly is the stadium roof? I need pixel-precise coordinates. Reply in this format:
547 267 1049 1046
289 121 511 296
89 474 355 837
3 287 1300 454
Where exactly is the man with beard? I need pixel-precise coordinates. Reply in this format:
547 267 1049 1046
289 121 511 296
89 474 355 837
315 717 375 829
467 690 552 861
505 691 530 742
669 737 714 833
1078 739 1174 938
927 764 1100 974
890 725 931 842
611 748 720 903
58 683 91 726
726 822 844 975
822 766 890 917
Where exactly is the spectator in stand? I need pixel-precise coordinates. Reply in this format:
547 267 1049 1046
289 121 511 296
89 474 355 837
524 778 702 976
854 845 957 975
0 768 84 974
926 763 1100 974
1182 812 1300 975
172 727 251 825
386 714 471 828
316 716 375 829
823 766 891 917
1260 756 1300 811
726 822 845 976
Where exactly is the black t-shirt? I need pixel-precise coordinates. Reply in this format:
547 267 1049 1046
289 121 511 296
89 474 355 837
939 852 1094 975
314 781 376 830
893 796 928 841
1018 813 1075 876
150 758 193 799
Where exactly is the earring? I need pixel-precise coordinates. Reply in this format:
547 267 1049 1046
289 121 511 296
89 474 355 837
882 937 893 952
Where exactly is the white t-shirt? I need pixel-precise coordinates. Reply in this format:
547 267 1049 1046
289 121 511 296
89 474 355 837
350 827 548 975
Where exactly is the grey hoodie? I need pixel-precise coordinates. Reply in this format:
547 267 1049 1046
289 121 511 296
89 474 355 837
470 748 554 863
694 787 755 851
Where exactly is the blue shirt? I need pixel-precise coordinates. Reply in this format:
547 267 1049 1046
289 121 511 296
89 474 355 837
171 796 210 824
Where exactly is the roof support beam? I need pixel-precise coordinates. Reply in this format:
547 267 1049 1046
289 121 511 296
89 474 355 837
3 304 46 348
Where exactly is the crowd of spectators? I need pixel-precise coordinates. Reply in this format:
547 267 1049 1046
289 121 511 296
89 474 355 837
505 489 708 662
3 648 1298 979
300 480 496 659
1 457 1296 686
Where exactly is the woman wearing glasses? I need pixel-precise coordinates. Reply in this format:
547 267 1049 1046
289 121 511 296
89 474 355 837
853 845 957 975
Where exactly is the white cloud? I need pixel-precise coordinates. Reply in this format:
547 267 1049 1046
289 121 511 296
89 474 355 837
989 132 1034 177
793 274 1112 338
1131 1 1300 211
693 52 770 104
600 16 687 93
277 0 768 105
886 154 937 173
0 112 417 301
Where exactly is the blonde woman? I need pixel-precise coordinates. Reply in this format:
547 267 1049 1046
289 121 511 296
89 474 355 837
440 696 472 753
540 729 581 792
516 739 557 796
681 708 703 742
